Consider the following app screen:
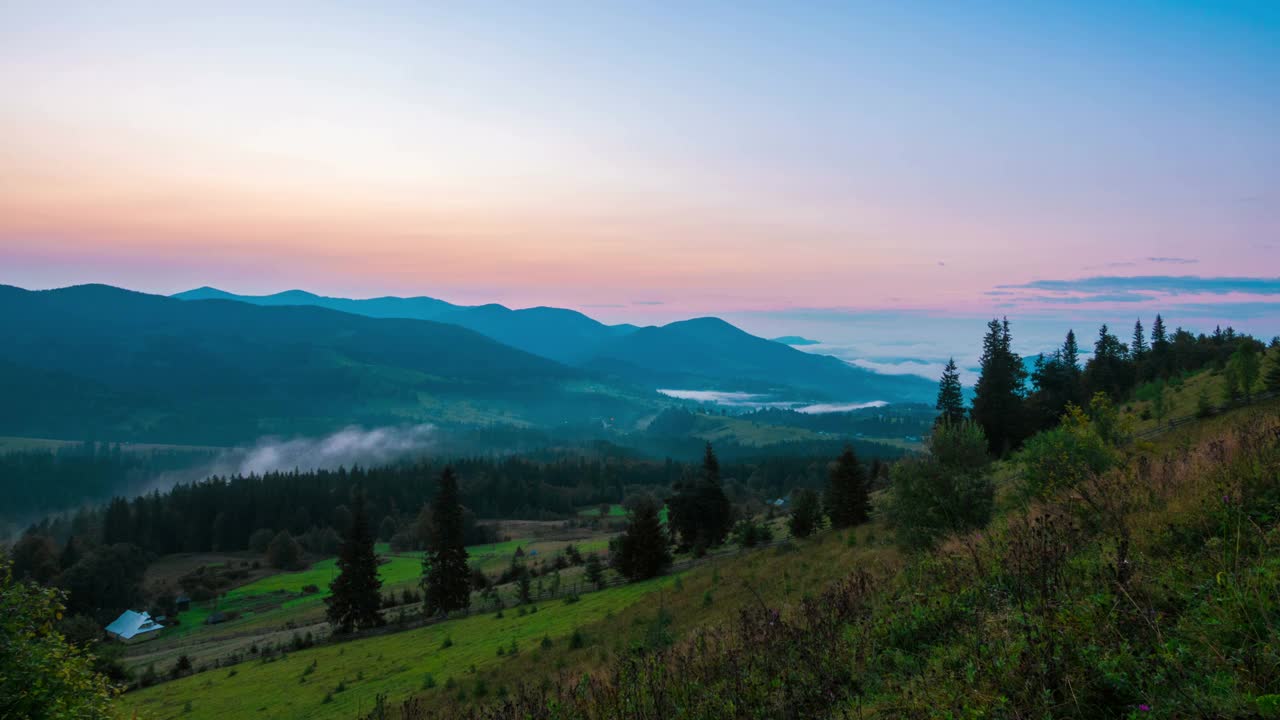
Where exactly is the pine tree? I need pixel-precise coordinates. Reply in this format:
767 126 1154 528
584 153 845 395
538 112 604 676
1084 324 1134 401
1062 330 1080 371
614 497 671 581
970 318 1028 455
1150 314 1169 377
422 467 471 616
824 445 868 528
666 443 732 549
1131 319 1148 363
325 491 383 633
934 358 966 426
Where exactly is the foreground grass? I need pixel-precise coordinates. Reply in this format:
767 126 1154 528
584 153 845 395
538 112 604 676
117 577 671 719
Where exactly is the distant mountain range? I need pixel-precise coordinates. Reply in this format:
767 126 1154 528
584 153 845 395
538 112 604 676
174 287 636 364
0 284 934 445
175 287 935 404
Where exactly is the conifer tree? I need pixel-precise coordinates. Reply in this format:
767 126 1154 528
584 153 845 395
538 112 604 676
970 318 1028 455
1084 324 1134 401
666 443 732 549
421 467 471 616
326 490 383 633
1062 329 1080 371
1150 314 1169 377
824 445 868 528
613 497 671 581
934 358 966 426
1131 319 1147 360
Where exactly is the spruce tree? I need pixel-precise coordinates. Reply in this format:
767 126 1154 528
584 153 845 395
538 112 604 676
666 443 732 549
614 497 671 581
824 445 868 528
326 491 383 633
422 467 471 616
970 318 1027 455
934 358 966 426
1062 330 1080 371
1150 314 1169 377
1131 319 1148 364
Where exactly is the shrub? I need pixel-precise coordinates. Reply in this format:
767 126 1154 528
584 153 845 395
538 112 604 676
885 421 993 549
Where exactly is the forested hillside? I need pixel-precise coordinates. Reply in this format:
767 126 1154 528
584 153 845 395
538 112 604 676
0 284 654 444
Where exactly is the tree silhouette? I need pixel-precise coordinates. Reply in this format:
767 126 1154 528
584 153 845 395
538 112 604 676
326 490 383 633
421 467 471 616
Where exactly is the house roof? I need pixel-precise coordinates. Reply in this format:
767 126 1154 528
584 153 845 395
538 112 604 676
105 610 163 640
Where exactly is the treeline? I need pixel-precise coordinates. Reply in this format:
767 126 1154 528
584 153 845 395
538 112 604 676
946 315 1279 453
0 442 216 528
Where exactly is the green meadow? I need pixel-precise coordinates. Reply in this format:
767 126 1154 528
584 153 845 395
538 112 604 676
118 575 675 719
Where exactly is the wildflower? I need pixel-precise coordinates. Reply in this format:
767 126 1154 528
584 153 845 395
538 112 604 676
1138 704 1151 712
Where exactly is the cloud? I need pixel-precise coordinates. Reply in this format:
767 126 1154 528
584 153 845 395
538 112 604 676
1000 275 1280 296
1016 291 1156 304
212 425 438 476
632 300 664 306
1146 257 1198 265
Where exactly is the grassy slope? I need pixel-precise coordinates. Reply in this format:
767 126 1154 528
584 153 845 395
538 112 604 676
395 398 1280 719
122 537 616 677
118 577 671 720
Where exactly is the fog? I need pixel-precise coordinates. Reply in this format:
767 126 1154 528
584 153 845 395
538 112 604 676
208 424 438 476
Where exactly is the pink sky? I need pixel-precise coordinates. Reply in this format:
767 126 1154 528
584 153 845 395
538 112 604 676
2 2 1277 324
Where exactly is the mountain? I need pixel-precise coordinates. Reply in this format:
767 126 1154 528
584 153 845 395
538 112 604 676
174 288 936 405
584 318 936 403
0 285 654 444
172 287 636 363
771 335 820 346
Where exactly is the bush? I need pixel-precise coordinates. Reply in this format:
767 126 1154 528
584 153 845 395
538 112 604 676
1017 404 1117 499
885 422 993 549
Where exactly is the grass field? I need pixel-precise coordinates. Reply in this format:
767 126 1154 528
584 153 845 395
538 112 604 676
124 532 620 679
117 575 675 719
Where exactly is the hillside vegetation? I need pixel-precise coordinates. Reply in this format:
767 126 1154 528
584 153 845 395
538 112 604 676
378 400 1280 719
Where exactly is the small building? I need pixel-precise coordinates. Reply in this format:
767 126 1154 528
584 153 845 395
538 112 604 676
105 610 164 643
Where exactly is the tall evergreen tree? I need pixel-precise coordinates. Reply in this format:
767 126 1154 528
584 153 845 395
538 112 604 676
934 358 966 426
824 445 869 528
1131 319 1148 364
1084 324 1134 401
613 496 671 581
1062 330 1080 371
1149 314 1169 377
970 318 1027 455
421 467 471 616
666 443 732 549
325 491 383 633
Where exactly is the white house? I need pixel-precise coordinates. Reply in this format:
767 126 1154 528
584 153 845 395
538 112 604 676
105 610 164 643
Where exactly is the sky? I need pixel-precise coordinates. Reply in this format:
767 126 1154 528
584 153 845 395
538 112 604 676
2 1 1278 359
